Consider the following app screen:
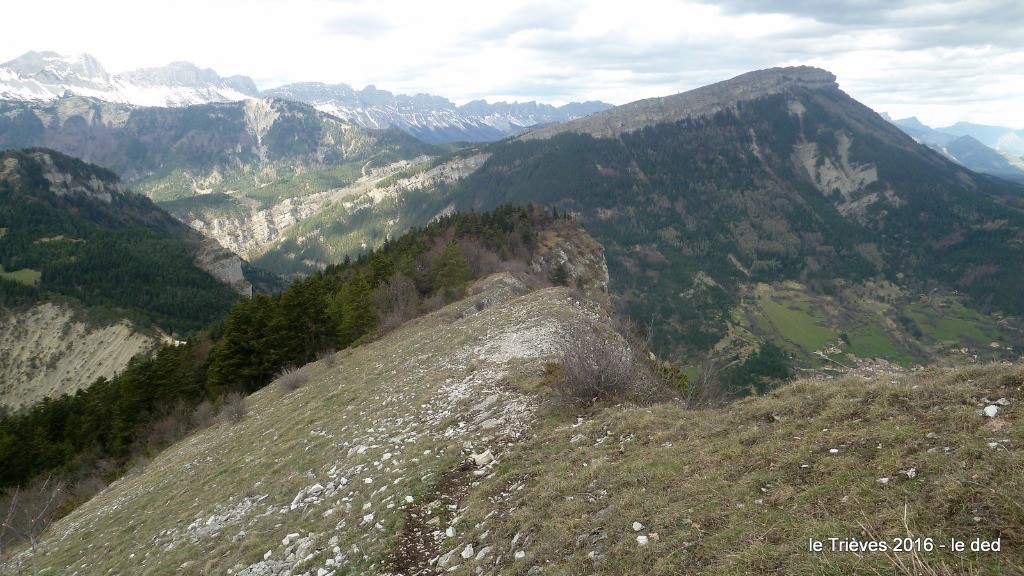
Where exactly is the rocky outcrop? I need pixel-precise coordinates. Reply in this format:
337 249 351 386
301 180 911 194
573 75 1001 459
0 150 125 203
531 224 611 307
193 237 253 296
523 66 838 140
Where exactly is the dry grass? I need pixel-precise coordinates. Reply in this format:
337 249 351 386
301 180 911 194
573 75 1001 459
1 274 585 575
7 264 1021 575
453 363 1024 575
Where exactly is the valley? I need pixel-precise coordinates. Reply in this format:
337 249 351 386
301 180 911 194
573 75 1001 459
729 281 1021 378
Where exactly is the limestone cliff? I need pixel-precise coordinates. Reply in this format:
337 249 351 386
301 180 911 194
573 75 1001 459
193 236 253 296
522 66 838 140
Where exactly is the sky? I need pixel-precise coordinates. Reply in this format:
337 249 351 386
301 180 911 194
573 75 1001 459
3 0 1023 128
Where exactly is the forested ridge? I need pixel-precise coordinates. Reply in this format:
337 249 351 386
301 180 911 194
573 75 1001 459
427 90 1024 357
0 204 562 515
0 149 240 334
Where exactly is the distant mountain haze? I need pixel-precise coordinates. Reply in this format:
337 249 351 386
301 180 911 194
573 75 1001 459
891 116 1024 179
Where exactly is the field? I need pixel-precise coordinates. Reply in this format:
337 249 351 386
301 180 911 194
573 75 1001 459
906 298 1006 347
755 287 836 353
844 318 910 364
735 282 1020 369
0 265 41 286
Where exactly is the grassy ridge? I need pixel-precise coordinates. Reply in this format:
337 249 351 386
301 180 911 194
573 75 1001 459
454 364 1024 575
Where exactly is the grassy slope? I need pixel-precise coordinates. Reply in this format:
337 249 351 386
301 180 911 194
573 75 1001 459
0 266 41 286
735 282 1019 369
3 274 595 575
5 276 1022 575
453 364 1024 575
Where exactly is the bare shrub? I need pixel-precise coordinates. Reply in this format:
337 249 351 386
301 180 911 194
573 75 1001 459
219 392 248 424
147 413 187 451
0 475 68 559
128 455 149 476
191 400 216 429
547 318 672 411
460 237 503 277
498 259 528 275
422 292 446 313
372 273 420 333
274 366 309 393
317 349 338 369
67 474 107 509
146 400 191 451
685 360 731 408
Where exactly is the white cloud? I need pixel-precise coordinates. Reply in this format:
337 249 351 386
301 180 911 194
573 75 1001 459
2 0 1022 128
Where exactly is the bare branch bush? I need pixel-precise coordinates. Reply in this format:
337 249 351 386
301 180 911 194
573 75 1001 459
316 349 338 369
191 400 216 429
274 366 309 393
145 399 192 451
372 273 420 333
685 359 731 408
459 237 502 277
219 392 248 424
0 475 68 565
546 317 674 412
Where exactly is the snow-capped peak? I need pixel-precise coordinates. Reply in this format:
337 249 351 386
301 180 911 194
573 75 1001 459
0 51 258 107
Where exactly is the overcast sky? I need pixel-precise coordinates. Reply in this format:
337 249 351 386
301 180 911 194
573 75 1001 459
3 0 1022 128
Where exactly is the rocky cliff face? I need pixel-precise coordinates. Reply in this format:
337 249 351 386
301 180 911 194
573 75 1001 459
1 149 126 203
523 66 838 140
193 237 253 296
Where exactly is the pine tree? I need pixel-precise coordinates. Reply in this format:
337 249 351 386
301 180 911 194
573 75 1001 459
430 242 472 302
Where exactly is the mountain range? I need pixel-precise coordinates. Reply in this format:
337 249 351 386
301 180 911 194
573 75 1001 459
889 115 1024 180
4 61 1024 575
5 62 1024 370
293 66 1024 366
0 51 611 143
0 94 444 273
